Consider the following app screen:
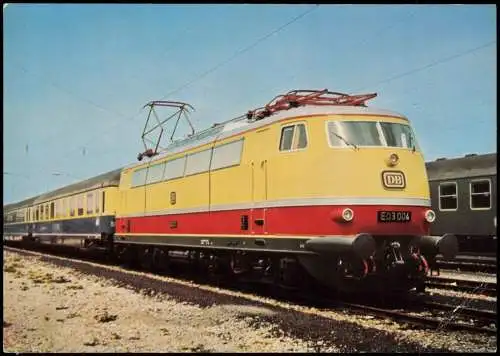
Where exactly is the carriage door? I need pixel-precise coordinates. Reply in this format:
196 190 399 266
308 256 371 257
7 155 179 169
251 129 270 235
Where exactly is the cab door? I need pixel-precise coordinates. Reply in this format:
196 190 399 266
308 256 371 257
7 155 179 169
250 128 270 235
251 159 267 235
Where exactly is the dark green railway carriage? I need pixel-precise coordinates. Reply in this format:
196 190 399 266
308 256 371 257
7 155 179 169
426 153 497 255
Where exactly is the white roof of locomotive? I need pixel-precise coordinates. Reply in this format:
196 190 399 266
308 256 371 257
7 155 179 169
124 105 407 170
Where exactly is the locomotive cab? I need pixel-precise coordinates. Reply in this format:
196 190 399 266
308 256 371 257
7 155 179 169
296 114 457 291
255 92 459 292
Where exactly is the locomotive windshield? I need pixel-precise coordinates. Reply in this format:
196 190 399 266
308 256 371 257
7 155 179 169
327 121 419 150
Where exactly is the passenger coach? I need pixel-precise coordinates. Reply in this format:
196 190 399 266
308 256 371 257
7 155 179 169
427 153 497 255
3 169 121 247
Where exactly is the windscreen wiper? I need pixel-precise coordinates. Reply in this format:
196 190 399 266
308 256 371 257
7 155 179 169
330 131 358 150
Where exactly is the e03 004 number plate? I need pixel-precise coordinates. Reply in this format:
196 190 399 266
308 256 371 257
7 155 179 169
378 211 411 223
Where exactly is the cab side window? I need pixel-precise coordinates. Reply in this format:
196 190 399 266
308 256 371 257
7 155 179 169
279 123 308 151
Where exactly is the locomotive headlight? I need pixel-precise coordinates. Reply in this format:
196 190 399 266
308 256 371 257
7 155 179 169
424 209 436 223
387 153 399 167
342 208 354 222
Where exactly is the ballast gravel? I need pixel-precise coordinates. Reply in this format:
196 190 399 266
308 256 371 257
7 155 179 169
3 249 496 353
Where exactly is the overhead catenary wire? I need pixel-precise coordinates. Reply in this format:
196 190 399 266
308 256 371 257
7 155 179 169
14 64 134 153
157 5 320 101
353 39 496 93
34 5 321 171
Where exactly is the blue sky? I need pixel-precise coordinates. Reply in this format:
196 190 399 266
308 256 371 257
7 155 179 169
3 4 496 204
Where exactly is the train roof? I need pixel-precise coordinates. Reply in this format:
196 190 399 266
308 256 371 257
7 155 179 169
426 153 497 181
3 195 42 213
32 168 123 205
125 105 407 170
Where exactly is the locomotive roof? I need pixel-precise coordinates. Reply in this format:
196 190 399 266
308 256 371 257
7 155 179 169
32 168 123 205
126 105 407 170
426 153 497 181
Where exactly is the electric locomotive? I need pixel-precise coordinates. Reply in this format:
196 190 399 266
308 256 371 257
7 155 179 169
114 89 458 292
3 89 459 293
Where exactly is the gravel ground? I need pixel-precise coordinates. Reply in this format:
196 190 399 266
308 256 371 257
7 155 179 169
3 249 497 353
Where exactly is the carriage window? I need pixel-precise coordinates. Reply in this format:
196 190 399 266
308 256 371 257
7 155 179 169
102 191 106 213
470 180 491 210
164 156 186 180
50 202 55 219
211 139 244 170
45 205 49 220
70 197 75 217
439 182 457 211
185 149 212 176
95 191 100 214
87 193 94 214
77 195 84 216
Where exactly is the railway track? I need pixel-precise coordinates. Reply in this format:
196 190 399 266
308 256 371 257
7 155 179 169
3 242 497 336
426 276 496 297
436 255 497 274
337 301 496 336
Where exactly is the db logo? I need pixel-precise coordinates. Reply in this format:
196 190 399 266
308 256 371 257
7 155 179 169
382 171 406 189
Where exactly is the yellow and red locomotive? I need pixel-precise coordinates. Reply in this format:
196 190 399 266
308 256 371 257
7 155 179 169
3 89 458 293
